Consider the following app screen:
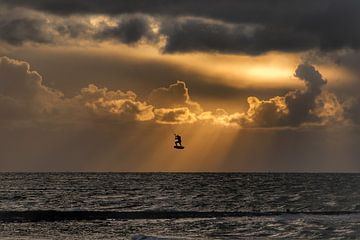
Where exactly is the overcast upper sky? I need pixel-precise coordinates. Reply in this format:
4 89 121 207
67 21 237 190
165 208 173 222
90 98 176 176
0 0 359 171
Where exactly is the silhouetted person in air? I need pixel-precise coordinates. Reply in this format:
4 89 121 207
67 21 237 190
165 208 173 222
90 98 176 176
174 134 182 146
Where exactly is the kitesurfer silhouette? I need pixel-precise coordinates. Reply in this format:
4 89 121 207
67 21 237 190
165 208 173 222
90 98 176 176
174 134 182 147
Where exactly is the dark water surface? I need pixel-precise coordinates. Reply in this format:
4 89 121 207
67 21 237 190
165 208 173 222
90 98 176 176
0 173 359 239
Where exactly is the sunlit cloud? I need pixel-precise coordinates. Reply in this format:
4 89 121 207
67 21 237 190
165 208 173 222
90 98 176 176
1 56 357 130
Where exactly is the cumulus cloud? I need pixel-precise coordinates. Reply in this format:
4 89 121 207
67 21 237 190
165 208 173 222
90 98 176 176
284 63 328 125
234 63 347 127
0 56 63 122
196 63 352 128
0 56 357 128
242 96 288 127
154 107 197 124
75 84 154 122
149 80 202 113
313 91 346 125
0 56 154 126
343 97 360 125
198 109 244 127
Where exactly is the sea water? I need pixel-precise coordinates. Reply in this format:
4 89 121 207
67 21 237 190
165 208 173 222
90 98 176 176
0 173 360 239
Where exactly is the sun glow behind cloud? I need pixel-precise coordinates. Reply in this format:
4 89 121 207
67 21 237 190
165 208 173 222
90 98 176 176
245 66 293 83
8 41 353 96
66 43 352 90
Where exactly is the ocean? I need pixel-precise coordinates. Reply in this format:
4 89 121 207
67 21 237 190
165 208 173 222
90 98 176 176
0 173 360 239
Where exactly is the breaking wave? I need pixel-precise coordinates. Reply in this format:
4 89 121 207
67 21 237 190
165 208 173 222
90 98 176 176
1 210 360 222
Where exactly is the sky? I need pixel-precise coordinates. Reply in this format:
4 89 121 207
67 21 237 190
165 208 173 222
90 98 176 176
0 0 360 172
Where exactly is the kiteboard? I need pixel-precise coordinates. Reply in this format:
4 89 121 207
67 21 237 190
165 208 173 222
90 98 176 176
174 146 185 149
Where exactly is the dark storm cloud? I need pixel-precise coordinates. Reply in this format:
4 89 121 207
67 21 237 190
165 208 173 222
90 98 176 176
0 8 94 45
1 0 360 54
96 15 156 44
160 17 317 54
0 11 54 45
160 18 255 54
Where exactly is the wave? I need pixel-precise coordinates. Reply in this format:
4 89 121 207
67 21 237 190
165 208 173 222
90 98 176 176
131 234 185 240
0 210 359 222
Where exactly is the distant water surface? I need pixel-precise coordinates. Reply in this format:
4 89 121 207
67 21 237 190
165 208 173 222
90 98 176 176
0 173 360 239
